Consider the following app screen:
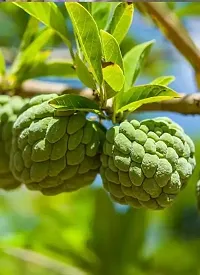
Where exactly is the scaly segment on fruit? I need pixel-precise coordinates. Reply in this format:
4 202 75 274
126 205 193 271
0 95 27 190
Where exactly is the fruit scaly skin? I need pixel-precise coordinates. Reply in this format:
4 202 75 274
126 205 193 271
100 117 196 210
0 95 27 190
10 94 105 195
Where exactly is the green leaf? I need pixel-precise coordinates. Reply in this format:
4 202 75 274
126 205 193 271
0 50 5 76
103 64 125 92
66 3 103 85
80 2 92 13
176 3 200 17
49 94 100 113
108 3 134 45
16 59 76 83
100 30 123 71
0 4 29 38
151 76 175 86
92 2 112 30
19 17 39 51
10 28 55 76
75 54 96 90
104 82 117 99
123 40 155 90
14 3 72 51
117 84 180 113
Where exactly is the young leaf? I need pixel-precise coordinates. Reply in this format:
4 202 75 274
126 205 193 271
0 50 5 76
75 55 96 90
151 76 175 86
108 3 134 45
14 3 72 51
117 84 180 113
123 40 155 90
100 30 123 71
10 28 55 75
103 63 124 92
92 2 112 30
66 3 103 85
19 17 39 51
49 94 100 113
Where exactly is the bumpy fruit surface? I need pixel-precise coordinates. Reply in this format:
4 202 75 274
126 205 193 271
100 117 196 210
10 94 105 195
0 95 26 190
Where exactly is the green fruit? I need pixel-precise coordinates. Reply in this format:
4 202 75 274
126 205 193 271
0 95 27 190
100 117 196 210
10 94 105 195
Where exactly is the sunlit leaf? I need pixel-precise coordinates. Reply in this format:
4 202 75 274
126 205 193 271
117 84 180 113
103 63 124 92
150 76 175 86
66 3 103 85
123 40 155 90
14 3 72 50
101 30 123 71
49 94 100 113
0 50 5 76
108 3 134 44
75 54 96 90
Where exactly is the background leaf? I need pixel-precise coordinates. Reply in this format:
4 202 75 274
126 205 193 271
123 40 155 90
66 3 103 85
101 30 123 71
117 84 180 112
108 3 134 45
15 60 76 83
92 2 112 30
10 28 55 76
0 50 5 76
103 64 124 92
19 16 39 52
14 3 72 51
75 54 96 90
49 94 100 113
150 76 175 86
176 3 200 17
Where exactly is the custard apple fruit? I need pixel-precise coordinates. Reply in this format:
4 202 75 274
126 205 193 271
100 117 196 210
10 94 105 195
0 95 27 190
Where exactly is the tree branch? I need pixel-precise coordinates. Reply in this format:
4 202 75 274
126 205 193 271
11 79 200 116
136 93 200 115
136 2 200 88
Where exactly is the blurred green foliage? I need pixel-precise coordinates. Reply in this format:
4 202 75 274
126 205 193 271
1 2 200 275
0 139 200 275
